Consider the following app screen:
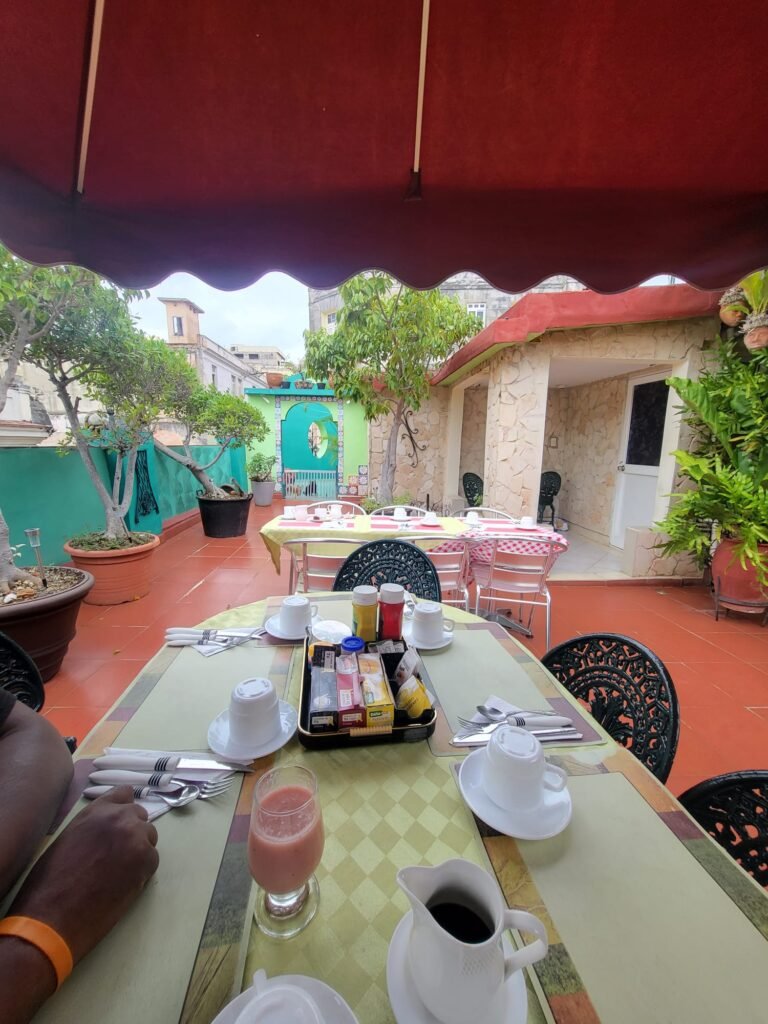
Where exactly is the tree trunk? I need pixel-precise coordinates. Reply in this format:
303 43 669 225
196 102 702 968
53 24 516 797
379 399 405 503
153 439 228 498
0 507 38 596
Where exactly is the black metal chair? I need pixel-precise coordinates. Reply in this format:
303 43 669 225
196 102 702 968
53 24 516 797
679 772 768 888
462 472 483 508
333 539 442 601
537 471 562 525
0 631 76 752
541 633 679 782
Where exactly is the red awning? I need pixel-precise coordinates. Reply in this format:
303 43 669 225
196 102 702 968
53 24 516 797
1 1 767 290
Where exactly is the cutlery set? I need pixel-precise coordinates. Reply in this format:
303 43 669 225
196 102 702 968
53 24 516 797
451 706 582 747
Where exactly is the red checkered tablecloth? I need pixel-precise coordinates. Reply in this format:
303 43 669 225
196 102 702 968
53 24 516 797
431 527 568 566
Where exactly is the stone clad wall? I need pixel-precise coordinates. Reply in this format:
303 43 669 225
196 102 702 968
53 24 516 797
368 389 451 502
458 387 488 483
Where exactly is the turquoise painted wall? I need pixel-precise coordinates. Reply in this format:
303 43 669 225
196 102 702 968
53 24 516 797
0 444 247 566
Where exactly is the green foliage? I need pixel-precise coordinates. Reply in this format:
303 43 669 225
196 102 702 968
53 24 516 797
159 366 268 450
729 270 768 318
657 340 768 582
67 531 156 551
303 272 479 420
247 452 276 481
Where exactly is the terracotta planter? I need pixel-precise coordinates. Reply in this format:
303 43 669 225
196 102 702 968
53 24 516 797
744 327 768 350
719 307 744 328
63 535 160 605
711 538 768 614
266 372 284 387
0 568 94 681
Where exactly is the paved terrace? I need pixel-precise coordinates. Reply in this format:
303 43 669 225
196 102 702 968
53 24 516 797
42 500 768 798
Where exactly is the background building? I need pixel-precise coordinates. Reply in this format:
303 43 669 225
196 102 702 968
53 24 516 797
230 345 291 374
159 298 265 395
307 273 583 332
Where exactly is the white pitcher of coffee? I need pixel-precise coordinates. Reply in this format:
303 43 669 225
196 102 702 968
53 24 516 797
397 859 547 1024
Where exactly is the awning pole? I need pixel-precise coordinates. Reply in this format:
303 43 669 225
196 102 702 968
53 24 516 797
405 0 430 199
76 0 106 194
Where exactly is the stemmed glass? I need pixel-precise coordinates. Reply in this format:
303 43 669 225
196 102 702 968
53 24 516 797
248 765 325 939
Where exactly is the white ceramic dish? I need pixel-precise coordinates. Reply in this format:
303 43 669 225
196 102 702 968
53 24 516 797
386 912 526 1024
208 700 298 762
402 621 453 651
211 973 358 1024
264 612 318 641
458 748 572 840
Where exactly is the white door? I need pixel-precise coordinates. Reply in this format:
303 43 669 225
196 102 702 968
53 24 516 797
610 374 671 548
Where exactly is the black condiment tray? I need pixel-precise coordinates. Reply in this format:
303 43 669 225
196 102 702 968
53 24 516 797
297 638 436 750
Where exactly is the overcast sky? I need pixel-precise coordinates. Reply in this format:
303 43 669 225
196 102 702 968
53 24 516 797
131 271 310 360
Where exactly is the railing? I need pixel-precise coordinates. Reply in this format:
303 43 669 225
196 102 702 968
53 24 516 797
281 468 337 499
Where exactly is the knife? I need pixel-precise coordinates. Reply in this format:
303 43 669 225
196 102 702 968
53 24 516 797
463 714 573 733
83 785 179 801
92 755 251 773
89 769 179 787
451 729 582 747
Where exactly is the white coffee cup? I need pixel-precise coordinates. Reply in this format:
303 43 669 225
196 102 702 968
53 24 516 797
520 515 535 529
465 510 480 526
329 503 342 519
283 506 296 520
393 506 407 520
483 726 568 811
230 971 322 1024
295 504 309 519
279 594 318 636
410 601 454 646
423 510 438 525
227 678 281 749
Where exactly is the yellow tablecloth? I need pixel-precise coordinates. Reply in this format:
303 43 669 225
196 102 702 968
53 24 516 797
259 514 469 572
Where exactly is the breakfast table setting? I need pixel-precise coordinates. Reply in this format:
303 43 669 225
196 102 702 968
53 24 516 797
16 590 768 1024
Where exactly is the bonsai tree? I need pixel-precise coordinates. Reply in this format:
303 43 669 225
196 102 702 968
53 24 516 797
303 272 478 502
657 339 768 584
0 245 141 589
23 286 164 547
152 351 268 496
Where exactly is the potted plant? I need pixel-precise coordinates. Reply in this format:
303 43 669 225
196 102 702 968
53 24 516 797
724 270 768 350
248 453 277 506
657 340 768 612
153 355 268 537
718 285 746 328
0 529 94 680
25 299 167 604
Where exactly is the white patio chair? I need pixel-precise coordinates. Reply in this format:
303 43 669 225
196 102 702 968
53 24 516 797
284 538 362 593
369 505 428 517
406 535 471 610
305 500 362 516
472 534 564 649
453 506 515 520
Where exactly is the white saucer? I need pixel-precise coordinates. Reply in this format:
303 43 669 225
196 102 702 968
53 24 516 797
401 621 453 651
212 973 358 1024
264 613 318 641
207 700 298 762
387 912 526 1024
458 748 572 840
312 619 352 644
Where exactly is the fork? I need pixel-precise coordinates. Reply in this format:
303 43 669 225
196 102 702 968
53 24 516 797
456 713 568 730
83 776 235 807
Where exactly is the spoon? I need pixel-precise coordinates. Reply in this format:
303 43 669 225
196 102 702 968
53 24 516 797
476 704 557 722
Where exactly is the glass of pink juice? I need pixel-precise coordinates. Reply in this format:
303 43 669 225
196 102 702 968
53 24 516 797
249 764 325 939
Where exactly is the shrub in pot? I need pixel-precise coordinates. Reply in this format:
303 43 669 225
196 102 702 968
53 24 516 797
152 358 268 538
657 340 768 613
724 270 768 350
248 453 277 506
24 299 169 604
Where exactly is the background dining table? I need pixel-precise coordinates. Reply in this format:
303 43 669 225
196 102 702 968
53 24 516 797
20 595 768 1024
259 513 568 575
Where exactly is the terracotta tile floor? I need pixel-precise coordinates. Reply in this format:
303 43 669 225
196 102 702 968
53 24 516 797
43 501 768 798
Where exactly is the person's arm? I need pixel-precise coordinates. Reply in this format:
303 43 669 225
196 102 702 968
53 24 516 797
0 699 73 900
0 789 159 1024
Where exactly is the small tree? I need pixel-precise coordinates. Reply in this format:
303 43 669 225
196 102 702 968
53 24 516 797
0 246 137 589
152 351 268 496
24 289 164 544
303 273 478 501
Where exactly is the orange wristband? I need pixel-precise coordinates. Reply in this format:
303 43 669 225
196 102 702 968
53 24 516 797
0 916 73 989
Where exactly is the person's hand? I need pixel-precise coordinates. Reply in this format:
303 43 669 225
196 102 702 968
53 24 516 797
9 788 159 964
